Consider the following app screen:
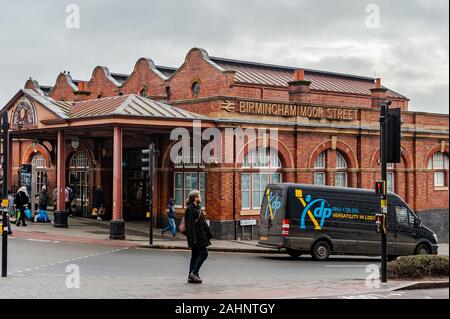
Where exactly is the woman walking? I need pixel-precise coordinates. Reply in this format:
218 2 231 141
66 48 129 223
14 186 29 227
184 190 212 284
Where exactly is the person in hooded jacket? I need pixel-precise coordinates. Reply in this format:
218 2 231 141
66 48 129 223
184 190 212 284
14 186 29 226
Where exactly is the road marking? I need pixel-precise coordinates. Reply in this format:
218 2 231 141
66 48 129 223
326 265 369 268
8 246 131 275
26 239 60 243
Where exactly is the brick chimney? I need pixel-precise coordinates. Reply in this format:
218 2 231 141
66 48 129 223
288 69 311 104
370 77 388 108
73 81 91 101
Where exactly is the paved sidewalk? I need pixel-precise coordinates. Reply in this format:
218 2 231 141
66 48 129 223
7 216 279 253
6 216 450 255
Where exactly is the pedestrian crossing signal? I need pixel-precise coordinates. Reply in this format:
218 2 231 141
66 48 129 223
375 181 386 195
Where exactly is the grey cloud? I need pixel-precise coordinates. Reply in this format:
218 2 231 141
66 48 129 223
0 0 448 114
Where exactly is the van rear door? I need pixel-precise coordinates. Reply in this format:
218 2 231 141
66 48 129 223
258 185 287 247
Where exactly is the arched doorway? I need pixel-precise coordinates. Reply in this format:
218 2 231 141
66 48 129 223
31 152 48 209
69 152 91 216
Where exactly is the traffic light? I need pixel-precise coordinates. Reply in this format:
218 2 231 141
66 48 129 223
141 148 150 172
386 107 402 163
375 180 386 196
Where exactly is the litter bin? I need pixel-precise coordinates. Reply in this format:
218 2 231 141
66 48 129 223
54 210 68 228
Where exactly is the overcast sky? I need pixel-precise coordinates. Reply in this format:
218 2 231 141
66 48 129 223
0 0 448 113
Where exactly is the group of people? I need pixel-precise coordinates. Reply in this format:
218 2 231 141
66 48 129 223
4 184 211 284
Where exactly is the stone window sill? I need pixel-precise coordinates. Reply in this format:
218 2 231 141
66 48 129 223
240 210 260 216
434 186 448 191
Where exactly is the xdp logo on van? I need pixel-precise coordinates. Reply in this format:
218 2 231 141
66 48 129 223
295 189 332 230
265 189 282 220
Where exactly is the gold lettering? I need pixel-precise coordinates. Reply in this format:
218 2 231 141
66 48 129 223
240 101 247 113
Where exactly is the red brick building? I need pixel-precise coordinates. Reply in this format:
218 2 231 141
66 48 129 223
2 48 449 240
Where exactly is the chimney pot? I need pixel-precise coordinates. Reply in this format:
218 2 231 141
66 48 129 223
294 69 305 81
375 78 381 88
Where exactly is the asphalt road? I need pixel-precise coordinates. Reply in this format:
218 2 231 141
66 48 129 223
0 237 447 299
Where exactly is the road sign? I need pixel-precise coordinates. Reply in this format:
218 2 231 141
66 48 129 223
240 219 257 226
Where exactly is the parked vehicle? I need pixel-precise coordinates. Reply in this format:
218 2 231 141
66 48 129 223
258 184 439 261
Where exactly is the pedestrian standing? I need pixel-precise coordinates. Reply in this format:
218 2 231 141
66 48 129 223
161 198 177 237
92 185 105 221
184 190 212 284
6 190 14 234
52 187 57 209
35 185 51 223
14 186 29 226
35 185 50 211
65 186 74 216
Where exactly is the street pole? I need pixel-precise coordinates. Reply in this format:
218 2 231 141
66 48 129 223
2 111 9 277
148 143 155 246
379 101 389 283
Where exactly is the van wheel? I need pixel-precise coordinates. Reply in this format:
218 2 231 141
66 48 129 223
415 244 430 255
286 249 301 259
311 241 331 261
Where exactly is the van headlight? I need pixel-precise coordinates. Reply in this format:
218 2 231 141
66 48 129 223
433 234 438 242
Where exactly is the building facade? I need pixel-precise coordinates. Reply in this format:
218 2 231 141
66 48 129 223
2 48 449 240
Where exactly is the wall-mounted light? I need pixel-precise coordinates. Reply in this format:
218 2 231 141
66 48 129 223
71 137 80 150
32 139 39 153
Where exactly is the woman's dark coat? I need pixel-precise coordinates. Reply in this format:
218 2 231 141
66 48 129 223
14 191 29 209
184 203 212 249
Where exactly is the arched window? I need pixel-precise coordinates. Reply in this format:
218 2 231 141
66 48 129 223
140 88 147 97
314 150 348 187
313 152 326 186
428 152 449 188
31 152 45 169
173 148 206 208
241 148 282 210
335 152 348 188
191 81 200 96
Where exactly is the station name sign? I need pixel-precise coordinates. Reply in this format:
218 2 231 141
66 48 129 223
221 100 358 121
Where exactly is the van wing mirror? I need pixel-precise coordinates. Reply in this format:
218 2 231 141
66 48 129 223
414 217 422 227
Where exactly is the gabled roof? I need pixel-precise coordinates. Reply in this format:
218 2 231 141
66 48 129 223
68 94 207 120
2 89 72 119
210 57 407 99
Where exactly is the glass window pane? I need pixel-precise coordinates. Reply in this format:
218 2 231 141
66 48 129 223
252 191 261 209
315 152 325 169
445 155 449 170
175 190 183 207
335 172 347 188
434 172 444 187
242 191 250 209
241 173 250 191
396 206 408 225
314 172 325 186
175 173 183 189
185 173 192 189
336 153 347 169
387 172 394 193
252 174 260 191
260 174 269 191
271 173 281 183
191 173 198 190
433 153 443 169
199 173 206 190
